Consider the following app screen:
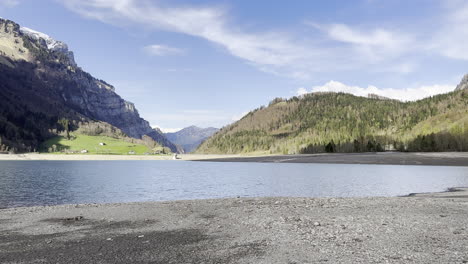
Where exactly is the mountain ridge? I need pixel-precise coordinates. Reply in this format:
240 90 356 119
0 18 180 153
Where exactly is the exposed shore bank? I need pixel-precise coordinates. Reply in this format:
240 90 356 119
1 188 467 263
0 153 242 161
1 152 467 166
197 152 468 167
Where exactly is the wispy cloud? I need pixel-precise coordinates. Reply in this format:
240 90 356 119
60 0 312 78
59 0 468 80
143 44 184 56
298 81 455 101
310 23 415 63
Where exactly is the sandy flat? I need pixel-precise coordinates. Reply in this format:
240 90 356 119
1 188 467 263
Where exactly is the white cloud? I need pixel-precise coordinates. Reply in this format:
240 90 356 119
60 0 313 78
153 126 182 133
298 81 455 101
297 87 308 96
60 0 408 79
231 111 248 121
144 44 184 56
309 22 415 64
58 0 468 80
146 109 246 129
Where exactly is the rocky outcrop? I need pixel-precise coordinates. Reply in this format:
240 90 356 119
455 74 468 91
0 18 179 152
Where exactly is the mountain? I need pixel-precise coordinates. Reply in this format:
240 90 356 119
0 18 179 153
197 80 468 154
165 126 219 153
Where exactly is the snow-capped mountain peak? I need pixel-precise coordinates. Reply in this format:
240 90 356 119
19 26 76 66
19 26 66 50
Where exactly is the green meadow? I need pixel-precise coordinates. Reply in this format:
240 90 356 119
40 134 152 155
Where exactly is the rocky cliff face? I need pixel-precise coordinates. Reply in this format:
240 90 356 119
165 126 219 153
455 74 468 91
0 18 179 152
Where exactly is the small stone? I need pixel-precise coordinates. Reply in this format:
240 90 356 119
314 222 321 226
138 235 144 238
106 238 112 241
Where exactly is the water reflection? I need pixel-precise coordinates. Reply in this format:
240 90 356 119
0 161 467 207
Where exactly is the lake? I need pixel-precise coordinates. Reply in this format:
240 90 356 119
0 160 467 208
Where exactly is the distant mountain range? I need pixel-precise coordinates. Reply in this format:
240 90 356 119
197 76 468 154
0 18 180 153
165 126 218 153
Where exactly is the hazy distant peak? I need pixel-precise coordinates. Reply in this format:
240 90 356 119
165 126 219 153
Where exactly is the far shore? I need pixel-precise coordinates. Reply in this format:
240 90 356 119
1 188 467 263
0 152 467 166
0 153 244 161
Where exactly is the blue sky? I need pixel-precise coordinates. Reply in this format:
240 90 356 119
1 0 467 131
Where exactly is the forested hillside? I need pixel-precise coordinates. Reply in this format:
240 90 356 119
197 84 468 154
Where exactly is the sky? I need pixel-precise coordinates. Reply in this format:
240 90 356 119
1 0 468 132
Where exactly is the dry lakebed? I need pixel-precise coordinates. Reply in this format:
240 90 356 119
1 188 468 263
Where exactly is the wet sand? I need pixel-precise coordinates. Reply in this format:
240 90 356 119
197 152 468 166
1 188 467 263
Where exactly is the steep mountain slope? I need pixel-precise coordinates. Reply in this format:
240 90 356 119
197 83 468 154
0 18 178 152
165 126 218 153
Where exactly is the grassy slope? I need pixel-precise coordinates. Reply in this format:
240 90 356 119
40 134 152 155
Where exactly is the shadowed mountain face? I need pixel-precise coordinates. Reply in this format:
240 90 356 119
165 126 218 153
0 18 179 153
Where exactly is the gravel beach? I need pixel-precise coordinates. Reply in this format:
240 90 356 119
1 188 468 263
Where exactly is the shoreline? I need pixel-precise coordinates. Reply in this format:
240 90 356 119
0 153 243 161
0 152 467 166
1 188 467 263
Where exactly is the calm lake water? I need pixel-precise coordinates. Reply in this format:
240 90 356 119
0 160 467 208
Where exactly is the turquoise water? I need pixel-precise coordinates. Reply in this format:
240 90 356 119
0 160 467 207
